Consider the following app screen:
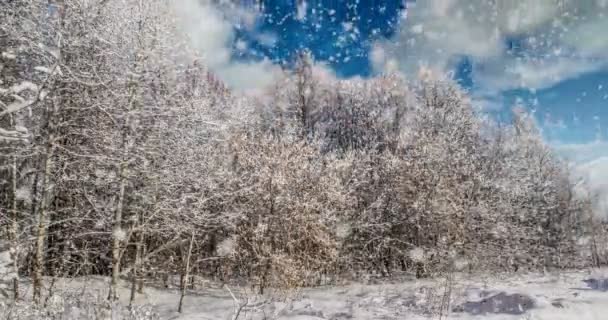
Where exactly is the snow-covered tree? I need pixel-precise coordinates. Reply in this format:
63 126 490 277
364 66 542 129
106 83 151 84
224 132 350 293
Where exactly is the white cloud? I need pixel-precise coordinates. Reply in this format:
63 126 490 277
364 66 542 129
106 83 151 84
470 94 505 112
255 32 278 48
564 18 608 57
574 156 608 220
369 45 386 71
171 0 282 91
554 141 608 219
375 0 608 93
554 140 608 164
370 44 400 74
505 58 601 90
475 56 604 93
216 59 282 93
234 39 248 51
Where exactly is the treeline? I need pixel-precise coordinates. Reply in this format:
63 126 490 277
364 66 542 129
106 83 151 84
0 0 599 304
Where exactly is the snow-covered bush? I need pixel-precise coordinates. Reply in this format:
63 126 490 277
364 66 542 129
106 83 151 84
0 289 158 320
222 132 350 292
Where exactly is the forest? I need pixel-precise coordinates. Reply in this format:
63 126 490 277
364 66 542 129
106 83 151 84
1 1 606 319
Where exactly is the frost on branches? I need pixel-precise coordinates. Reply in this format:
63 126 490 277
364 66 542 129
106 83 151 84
0 0 602 315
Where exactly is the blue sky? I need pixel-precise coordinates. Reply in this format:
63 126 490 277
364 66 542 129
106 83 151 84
220 0 608 147
232 0 404 77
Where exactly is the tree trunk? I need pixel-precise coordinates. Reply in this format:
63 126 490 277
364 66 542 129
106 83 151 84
178 232 195 313
137 262 145 292
110 121 130 301
9 149 19 300
134 234 144 294
129 214 144 305
137 234 145 293
33 128 55 303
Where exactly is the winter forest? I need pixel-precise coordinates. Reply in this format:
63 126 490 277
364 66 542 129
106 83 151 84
1 1 608 319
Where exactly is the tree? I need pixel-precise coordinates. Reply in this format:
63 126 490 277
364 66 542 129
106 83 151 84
224 132 350 293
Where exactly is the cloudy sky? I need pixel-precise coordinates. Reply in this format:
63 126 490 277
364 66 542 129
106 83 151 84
179 0 608 210
190 0 606 142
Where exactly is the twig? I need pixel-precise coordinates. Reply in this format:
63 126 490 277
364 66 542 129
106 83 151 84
225 285 249 320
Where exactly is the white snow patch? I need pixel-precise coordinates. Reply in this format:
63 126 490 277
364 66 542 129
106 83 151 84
217 237 235 257
10 81 38 94
15 186 32 203
409 247 425 263
5 269 608 319
1 52 16 60
34 66 52 74
114 228 127 242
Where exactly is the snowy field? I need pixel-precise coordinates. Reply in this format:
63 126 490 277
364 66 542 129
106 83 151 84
3 269 608 320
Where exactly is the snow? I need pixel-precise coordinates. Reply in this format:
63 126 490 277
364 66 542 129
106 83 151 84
0 97 37 118
296 1 308 21
0 128 29 141
217 237 235 257
1 52 17 60
409 247 425 262
0 242 15 300
114 228 127 242
4 270 608 319
34 66 52 74
10 81 38 94
15 186 32 203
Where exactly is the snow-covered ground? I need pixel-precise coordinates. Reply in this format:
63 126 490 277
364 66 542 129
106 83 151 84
3 269 608 319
